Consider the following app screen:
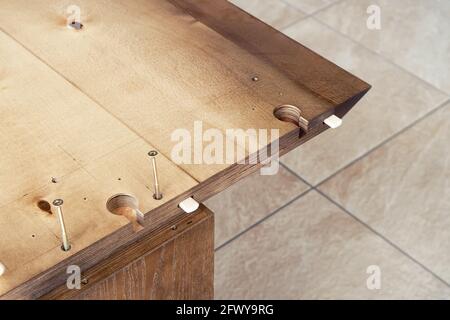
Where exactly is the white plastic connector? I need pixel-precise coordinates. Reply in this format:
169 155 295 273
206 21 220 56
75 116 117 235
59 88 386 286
179 197 200 214
0 262 6 277
324 115 343 129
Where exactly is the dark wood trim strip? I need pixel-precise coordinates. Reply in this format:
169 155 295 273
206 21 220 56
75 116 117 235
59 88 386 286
41 206 213 300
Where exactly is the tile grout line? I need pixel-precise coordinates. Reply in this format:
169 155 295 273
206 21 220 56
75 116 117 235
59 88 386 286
280 0 346 21
216 97 448 260
279 0 346 32
309 16 450 98
280 164 450 288
315 98 450 188
280 162 314 188
215 188 314 252
229 1 449 288
315 188 450 288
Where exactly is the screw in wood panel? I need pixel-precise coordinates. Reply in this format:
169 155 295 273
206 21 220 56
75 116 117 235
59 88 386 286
148 151 163 200
52 199 71 252
252 76 259 82
0 262 6 277
273 105 309 131
106 194 145 232
67 21 83 30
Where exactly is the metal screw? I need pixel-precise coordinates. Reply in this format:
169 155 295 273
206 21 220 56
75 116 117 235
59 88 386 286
68 21 83 30
148 151 163 200
52 199 71 252
252 76 259 82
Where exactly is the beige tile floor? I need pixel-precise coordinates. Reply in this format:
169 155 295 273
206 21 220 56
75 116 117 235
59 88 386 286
207 0 450 299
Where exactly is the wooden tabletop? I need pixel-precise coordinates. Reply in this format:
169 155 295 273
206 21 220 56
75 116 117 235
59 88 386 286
0 0 369 298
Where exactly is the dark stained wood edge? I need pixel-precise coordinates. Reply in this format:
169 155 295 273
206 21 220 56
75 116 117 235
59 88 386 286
1 123 326 300
167 0 371 129
41 206 214 300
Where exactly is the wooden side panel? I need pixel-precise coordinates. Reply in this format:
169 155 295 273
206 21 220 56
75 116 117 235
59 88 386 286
44 207 214 300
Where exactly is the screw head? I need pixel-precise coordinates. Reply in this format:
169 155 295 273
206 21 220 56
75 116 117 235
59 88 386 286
53 199 64 206
148 150 158 157
68 21 83 30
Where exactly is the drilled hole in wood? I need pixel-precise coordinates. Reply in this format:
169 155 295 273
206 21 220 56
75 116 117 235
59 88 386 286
37 200 52 214
68 21 83 30
273 105 303 127
106 194 144 233
61 244 72 252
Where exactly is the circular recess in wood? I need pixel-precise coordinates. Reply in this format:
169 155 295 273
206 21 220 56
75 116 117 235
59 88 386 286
106 194 144 232
106 194 139 215
273 105 302 127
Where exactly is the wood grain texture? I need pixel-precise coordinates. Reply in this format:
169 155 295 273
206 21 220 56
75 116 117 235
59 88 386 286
0 0 369 298
44 206 213 300
169 0 371 126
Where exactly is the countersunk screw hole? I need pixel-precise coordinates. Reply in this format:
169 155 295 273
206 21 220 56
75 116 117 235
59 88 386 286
171 225 177 231
153 194 163 200
106 194 144 233
61 244 72 252
81 278 89 285
51 177 59 184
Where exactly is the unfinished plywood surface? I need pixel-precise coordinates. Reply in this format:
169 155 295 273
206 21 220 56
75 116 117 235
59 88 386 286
0 0 369 298
0 30 198 296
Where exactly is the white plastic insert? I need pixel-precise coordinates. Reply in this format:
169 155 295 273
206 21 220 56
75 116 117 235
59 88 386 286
324 115 343 129
179 197 200 214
